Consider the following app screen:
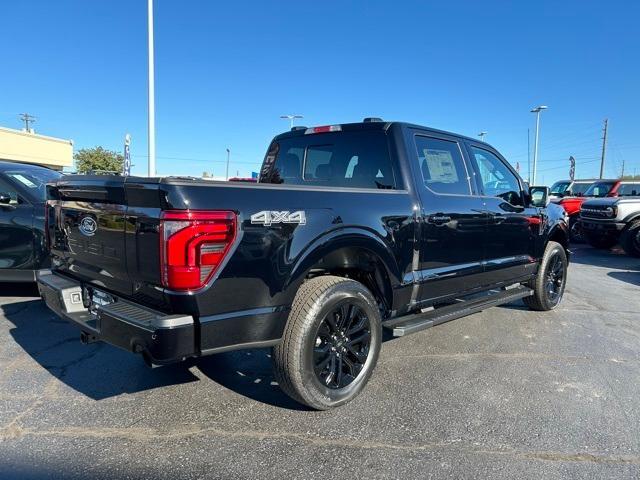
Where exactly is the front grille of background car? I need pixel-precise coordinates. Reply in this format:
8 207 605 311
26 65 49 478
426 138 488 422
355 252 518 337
581 207 609 219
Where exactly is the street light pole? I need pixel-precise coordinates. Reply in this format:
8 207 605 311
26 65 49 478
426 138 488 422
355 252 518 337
530 105 548 185
478 131 488 142
147 0 156 177
280 114 303 129
225 148 230 180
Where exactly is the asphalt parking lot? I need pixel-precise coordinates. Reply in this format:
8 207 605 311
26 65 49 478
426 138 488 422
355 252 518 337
1 245 639 479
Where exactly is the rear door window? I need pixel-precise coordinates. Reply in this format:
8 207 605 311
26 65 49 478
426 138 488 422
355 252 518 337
260 130 398 189
617 183 640 196
414 136 471 195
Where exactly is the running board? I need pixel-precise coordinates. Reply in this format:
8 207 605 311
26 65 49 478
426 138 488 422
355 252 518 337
383 286 533 337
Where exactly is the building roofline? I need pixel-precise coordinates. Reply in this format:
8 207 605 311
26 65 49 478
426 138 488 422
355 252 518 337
0 126 73 145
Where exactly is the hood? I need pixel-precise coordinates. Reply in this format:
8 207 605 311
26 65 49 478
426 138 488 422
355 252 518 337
580 197 631 207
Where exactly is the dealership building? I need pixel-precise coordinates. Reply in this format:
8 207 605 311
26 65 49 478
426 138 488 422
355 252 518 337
0 126 73 171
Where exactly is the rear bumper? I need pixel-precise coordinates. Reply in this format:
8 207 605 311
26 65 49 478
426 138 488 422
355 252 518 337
0 269 37 282
37 271 196 365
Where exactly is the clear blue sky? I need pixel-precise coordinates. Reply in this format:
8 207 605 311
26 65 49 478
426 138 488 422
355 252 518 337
2 0 638 183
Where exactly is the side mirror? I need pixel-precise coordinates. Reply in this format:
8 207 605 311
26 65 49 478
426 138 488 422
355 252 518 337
0 192 13 206
529 186 550 208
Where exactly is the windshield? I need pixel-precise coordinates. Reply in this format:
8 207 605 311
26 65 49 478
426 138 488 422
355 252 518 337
584 181 615 197
571 182 592 196
4 167 61 200
550 181 570 194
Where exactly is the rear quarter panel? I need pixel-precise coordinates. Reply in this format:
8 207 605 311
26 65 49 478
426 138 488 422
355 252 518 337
160 182 416 318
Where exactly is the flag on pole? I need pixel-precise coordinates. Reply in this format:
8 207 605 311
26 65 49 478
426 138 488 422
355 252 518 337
123 134 132 176
569 156 575 181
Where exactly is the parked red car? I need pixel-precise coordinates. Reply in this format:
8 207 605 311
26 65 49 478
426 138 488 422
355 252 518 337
553 179 620 241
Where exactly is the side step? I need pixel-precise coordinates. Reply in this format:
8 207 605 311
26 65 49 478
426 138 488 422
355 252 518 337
382 286 533 337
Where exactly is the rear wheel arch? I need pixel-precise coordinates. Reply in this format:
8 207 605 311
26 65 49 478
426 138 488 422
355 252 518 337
286 231 400 318
548 224 570 255
620 220 640 257
622 213 640 224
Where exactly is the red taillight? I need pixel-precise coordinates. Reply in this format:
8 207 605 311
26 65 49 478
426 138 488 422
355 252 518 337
159 210 237 291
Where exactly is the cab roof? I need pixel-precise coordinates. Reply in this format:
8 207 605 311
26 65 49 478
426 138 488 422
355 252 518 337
273 120 487 145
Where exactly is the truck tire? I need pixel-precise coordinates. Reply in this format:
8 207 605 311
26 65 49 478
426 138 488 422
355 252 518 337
620 221 640 257
584 232 618 250
523 241 568 311
272 275 382 410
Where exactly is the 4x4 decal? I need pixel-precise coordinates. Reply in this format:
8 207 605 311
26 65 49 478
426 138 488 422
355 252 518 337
250 210 306 226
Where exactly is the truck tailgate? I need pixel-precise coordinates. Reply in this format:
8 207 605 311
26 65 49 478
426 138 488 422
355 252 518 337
47 176 165 300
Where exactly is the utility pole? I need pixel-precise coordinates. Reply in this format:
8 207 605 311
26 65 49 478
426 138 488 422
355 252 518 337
147 0 156 177
621 158 625 178
225 148 230 180
19 113 36 131
599 118 608 179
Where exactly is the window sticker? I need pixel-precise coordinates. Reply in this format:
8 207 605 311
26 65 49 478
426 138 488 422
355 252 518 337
9 174 37 188
423 149 459 183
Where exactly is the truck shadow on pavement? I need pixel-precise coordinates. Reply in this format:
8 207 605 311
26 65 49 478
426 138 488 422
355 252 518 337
194 350 311 410
2 297 201 401
608 271 640 286
2 290 308 409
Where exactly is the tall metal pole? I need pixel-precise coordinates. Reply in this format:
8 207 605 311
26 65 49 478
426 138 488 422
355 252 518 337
147 0 156 177
527 128 531 183
532 111 541 185
599 118 608 179
225 148 230 180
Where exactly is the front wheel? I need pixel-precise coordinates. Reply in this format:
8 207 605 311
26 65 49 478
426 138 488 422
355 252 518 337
272 276 382 410
620 221 640 257
524 241 568 311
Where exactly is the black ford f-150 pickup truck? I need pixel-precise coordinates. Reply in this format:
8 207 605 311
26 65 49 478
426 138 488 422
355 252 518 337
38 119 569 409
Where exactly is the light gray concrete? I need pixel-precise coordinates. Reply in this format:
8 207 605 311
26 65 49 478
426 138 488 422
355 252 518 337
1 245 639 479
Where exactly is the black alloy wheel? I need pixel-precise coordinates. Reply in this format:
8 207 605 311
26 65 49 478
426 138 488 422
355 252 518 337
272 275 382 410
524 240 568 311
545 252 566 306
313 301 371 389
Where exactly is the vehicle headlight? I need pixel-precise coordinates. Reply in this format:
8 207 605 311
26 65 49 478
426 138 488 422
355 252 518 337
604 206 617 217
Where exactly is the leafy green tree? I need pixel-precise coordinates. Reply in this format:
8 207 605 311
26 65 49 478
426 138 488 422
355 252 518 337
74 147 123 174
